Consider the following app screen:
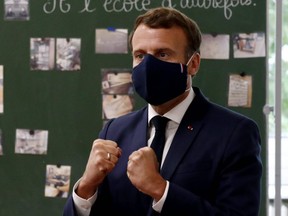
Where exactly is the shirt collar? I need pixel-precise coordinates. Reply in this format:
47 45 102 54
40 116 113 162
148 88 195 125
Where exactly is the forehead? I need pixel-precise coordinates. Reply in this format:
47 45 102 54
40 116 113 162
131 24 188 52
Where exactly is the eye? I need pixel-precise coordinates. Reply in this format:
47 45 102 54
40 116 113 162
159 52 167 58
133 53 145 62
136 53 145 60
156 51 170 60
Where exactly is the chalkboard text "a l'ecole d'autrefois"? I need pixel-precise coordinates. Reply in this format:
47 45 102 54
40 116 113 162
43 0 256 20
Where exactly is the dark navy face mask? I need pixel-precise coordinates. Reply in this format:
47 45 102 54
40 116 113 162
132 54 188 105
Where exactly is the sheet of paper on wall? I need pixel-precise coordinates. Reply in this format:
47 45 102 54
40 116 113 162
228 74 252 108
0 65 3 113
95 28 128 54
15 129 49 155
44 164 71 198
200 34 230 59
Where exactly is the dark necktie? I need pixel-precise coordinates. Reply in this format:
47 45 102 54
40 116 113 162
150 116 169 169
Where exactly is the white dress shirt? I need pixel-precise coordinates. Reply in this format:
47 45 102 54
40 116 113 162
72 88 195 216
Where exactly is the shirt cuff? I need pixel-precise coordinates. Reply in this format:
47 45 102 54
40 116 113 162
152 181 169 213
72 179 97 216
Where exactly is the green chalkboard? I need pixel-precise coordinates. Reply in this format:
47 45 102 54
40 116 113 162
0 1 267 215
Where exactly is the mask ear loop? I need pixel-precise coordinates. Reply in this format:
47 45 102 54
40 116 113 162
186 52 196 66
185 53 196 92
185 76 192 92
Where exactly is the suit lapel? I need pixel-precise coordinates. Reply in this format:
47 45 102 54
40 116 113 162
131 108 149 151
160 87 209 179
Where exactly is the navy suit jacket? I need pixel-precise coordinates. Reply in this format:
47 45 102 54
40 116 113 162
63 87 262 216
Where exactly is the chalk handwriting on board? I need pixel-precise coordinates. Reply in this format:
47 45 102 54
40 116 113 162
43 0 96 13
42 0 256 20
79 0 96 13
103 0 152 12
43 0 71 13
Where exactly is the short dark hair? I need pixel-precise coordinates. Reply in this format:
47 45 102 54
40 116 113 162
129 7 202 56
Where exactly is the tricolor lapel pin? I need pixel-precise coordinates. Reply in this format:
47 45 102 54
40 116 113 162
187 125 193 131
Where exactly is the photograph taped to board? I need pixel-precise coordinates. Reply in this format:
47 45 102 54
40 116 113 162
95 28 128 54
101 69 133 95
15 129 49 155
233 32 266 58
4 0 29 21
44 164 71 198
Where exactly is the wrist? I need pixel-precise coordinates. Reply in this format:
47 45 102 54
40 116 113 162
151 179 167 202
76 178 98 200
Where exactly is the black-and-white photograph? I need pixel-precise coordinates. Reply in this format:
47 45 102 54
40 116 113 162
44 164 71 198
101 69 133 95
4 0 29 21
56 38 81 71
102 94 134 120
30 38 55 70
95 28 128 54
200 34 230 59
15 129 48 154
233 32 266 58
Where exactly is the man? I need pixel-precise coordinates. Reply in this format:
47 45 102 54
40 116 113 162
64 7 262 216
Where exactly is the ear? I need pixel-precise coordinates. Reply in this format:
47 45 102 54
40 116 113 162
187 53 201 77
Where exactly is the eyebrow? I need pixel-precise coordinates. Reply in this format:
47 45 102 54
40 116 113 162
155 48 174 54
132 47 174 56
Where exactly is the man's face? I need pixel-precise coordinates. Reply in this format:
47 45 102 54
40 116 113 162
131 24 188 68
